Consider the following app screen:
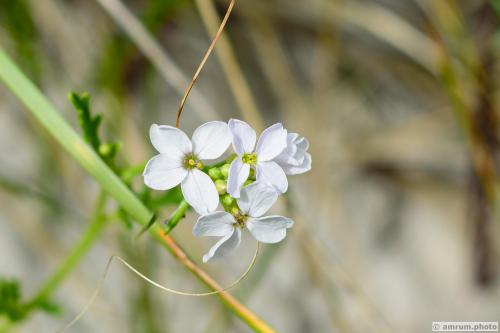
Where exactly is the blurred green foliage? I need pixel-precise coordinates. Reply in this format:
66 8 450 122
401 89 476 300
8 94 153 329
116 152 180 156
0 0 40 79
0 278 59 322
97 0 186 95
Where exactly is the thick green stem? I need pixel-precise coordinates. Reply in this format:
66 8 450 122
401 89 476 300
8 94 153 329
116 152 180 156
28 191 108 307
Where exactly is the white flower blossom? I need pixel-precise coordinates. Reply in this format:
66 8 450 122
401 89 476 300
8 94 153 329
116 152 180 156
274 132 311 175
193 182 294 262
227 119 288 198
143 121 231 215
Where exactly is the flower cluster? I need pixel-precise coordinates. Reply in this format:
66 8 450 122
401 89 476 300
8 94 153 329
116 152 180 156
143 119 311 262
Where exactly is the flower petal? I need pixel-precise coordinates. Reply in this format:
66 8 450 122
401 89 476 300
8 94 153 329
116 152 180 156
192 121 231 160
143 154 187 190
295 136 309 151
193 211 235 237
181 169 219 215
226 157 250 198
255 123 287 161
237 182 278 217
281 152 312 175
149 124 192 160
203 228 241 262
246 216 294 243
228 119 256 155
256 161 288 194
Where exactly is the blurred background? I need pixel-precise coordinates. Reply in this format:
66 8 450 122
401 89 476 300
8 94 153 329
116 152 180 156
0 0 499 332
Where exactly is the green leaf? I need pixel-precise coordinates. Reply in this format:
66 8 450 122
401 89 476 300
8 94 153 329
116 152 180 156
69 92 101 151
163 200 190 234
135 213 158 239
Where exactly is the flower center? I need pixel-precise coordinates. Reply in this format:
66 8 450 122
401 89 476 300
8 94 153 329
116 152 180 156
183 154 203 170
242 153 257 165
234 213 248 229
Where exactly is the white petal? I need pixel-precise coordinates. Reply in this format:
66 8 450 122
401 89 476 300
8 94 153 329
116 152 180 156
149 124 192 158
255 123 287 161
203 228 241 262
286 133 299 157
292 149 306 165
256 161 288 194
143 154 187 190
181 169 219 215
288 132 300 142
296 137 310 151
228 119 256 154
192 121 231 160
282 152 312 175
274 147 299 167
226 157 250 198
193 211 235 237
246 216 294 243
237 182 278 217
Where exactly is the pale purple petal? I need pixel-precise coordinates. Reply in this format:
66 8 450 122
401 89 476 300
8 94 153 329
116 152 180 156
274 132 299 165
193 212 235 237
246 216 294 243
192 121 231 160
149 124 192 158
237 182 278 217
295 137 309 151
228 119 256 155
181 169 219 215
227 157 250 198
256 161 288 194
281 152 312 175
143 154 187 190
203 228 241 262
255 123 287 161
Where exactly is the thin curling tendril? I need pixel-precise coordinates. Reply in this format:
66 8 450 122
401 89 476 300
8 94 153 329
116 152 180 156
175 0 236 128
55 240 259 333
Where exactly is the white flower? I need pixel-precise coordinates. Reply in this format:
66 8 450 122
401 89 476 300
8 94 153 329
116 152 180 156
227 119 288 198
193 182 294 262
274 132 311 175
143 121 231 215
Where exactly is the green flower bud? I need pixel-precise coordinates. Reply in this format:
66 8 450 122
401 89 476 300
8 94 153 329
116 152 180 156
221 193 235 207
208 167 223 180
215 179 227 194
98 143 112 157
220 163 231 179
244 179 253 187
230 206 241 216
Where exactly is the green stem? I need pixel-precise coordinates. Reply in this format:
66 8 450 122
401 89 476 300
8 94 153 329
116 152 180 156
163 200 189 234
27 191 108 308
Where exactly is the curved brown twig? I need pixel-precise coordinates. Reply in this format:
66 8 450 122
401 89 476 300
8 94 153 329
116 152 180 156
175 0 236 128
